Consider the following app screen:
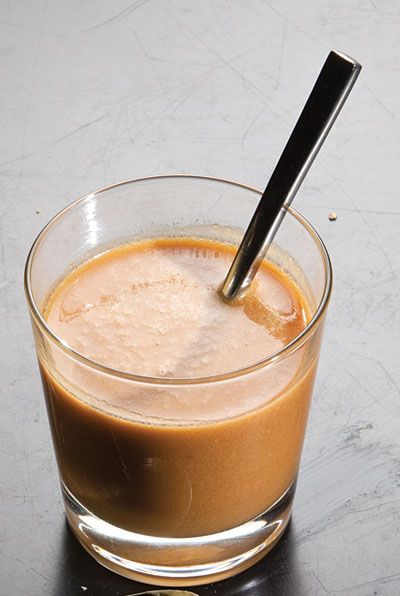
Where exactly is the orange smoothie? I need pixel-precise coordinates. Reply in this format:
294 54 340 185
40 238 316 538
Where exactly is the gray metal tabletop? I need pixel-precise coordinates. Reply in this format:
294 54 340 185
1 1 399 594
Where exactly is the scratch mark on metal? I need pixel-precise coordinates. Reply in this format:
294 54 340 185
84 0 151 32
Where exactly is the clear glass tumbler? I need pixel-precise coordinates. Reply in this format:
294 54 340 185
24 175 332 586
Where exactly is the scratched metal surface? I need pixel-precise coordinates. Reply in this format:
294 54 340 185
1 1 400 595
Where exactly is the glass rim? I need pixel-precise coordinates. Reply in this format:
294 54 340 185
24 174 332 386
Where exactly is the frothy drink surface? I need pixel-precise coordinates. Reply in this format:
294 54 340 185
42 239 316 537
47 239 306 380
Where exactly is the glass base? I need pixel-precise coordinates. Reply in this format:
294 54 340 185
63 482 294 587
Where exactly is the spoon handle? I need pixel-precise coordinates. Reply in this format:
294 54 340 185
221 50 361 300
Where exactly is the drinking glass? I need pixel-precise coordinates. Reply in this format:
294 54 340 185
25 175 331 586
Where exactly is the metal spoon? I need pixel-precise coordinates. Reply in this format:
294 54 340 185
221 50 361 301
